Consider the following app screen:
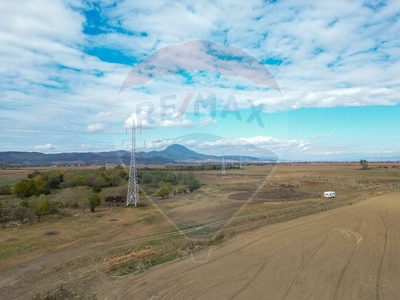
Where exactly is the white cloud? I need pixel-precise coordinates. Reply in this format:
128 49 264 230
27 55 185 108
199 115 217 126
2 0 400 158
184 140 197 146
145 139 174 149
86 123 105 132
160 119 194 128
96 111 112 117
199 136 310 154
34 143 54 151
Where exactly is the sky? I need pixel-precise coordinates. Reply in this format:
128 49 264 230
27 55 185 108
1 0 400 161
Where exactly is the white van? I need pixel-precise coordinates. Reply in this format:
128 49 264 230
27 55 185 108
324 191 336 198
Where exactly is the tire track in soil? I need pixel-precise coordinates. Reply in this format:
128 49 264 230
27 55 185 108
162 213 340 281
155 245 291 300
92 211 337 299
228 260 269 300
333 219 362 300
280 234 329 300
376 211 387 300
105 193 400 300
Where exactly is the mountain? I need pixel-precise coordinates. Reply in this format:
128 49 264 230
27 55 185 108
0 144 274 166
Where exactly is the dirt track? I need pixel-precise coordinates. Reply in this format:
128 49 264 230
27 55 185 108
1 192 399 299
95 192 400 300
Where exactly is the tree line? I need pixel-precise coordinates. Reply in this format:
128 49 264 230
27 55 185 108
164 164 242 171
1 167 202 224
138 170 201 198
12 166 128 198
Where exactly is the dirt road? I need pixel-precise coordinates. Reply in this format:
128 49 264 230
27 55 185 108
96 192 400 300
1 192 399 299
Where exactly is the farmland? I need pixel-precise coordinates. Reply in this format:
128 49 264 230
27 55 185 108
0 163 400 299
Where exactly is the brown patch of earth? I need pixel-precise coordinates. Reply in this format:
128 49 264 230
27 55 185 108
229 189 320 201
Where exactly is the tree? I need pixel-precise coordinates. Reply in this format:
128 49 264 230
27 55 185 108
73 175 88 187
359 159 369 170
32 195 51 222
13 179 38 197
0 201 2 218
67 186 87 208
27 170 41 179
93 186 102 194
176 186 185 194
187 179 201 193
33 175 51 195
140 172 153 185
156 183 173 198
108 175 121 187
115 166 128 179
165 171 176 183
86 193 101 212
46 171 63 189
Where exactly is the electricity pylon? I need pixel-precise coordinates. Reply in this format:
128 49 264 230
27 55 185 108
126 121 139 206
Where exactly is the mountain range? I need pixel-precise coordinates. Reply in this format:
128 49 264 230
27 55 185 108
0 144 277 166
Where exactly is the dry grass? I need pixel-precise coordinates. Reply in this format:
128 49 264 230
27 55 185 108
0 203 162 272
2 163 400 291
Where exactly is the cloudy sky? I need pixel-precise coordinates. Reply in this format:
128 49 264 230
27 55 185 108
1 0 400 161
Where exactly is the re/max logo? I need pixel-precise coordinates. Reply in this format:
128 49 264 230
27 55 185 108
136 93 266 128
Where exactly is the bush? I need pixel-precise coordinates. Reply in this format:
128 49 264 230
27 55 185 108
66 186 88 208
87 193 101 212
73 175 88 187
176 186 186 194
0 185 12 195
13 179 38 197
32 195 51 222
14 206 35 224
156 183 173 198
93 186 102 194
105 195 125 207
19 199 30 208
187 179 200 193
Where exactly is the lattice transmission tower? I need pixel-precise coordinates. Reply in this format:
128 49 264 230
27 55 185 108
126 122 139 206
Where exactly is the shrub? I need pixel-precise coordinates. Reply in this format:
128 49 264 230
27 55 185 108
187 179 200 193
87 193 101 212
32 195 51 222
156 183 173 198
93 186 102 194
14 206 32 223
0 185 12 195
13 179 38 197
105 195 125 207
19 199 30 208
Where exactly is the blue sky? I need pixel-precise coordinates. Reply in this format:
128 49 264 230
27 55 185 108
1 0 400 161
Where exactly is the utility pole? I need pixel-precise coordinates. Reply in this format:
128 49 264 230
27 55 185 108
126 121 139 206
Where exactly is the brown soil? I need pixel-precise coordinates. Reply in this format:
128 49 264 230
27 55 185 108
229 189 320 201
94 192 400 300
1 164 400 299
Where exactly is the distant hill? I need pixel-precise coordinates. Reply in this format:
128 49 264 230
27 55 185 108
0 144 277 166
